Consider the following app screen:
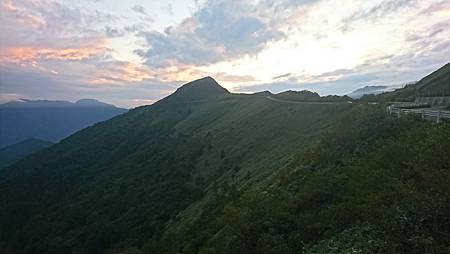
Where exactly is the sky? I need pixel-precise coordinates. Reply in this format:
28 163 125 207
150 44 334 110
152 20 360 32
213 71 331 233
0 0 449 108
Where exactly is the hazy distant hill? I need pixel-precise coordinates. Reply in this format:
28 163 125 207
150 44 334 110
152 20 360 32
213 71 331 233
0 139 52 169
0 71 449 254
370 63 450 102
0 99 127 147
347 85 391 99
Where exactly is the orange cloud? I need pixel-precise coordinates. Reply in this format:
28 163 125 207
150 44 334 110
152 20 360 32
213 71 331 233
1 46 105 63
86 61 226 86
1 0 45 28
88 62 153 85
1 0 18 12
0 37 109 76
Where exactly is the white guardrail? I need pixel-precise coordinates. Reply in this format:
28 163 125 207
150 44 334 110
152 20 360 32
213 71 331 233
387 105 450 123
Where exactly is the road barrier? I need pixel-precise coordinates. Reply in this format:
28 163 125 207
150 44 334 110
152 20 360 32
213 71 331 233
387 105 450 123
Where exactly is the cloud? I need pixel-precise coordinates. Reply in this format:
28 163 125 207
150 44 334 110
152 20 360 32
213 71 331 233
0 93 23 103
136 0 286 68
234 47 450 96
213 73 256 83
0 0 113 49
130 4 154 24
342 0 416 31
1 44 107 64
131 5 147 15
273 73 291 80
105 26 123 37
87 61 152 85
162 3 174 15
421 1 450 16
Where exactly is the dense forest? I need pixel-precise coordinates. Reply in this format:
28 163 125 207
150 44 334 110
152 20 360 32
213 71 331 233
0 68 449 253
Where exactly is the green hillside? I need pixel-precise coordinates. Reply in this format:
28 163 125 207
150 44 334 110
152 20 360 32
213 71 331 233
0 139 53 169
159 108 450 254
0 75 449 254
416 63 450 97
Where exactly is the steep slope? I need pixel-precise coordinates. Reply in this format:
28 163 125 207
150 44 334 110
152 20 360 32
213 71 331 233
0 99 127 147
0 77 353 254
415 63 450 97
0 139 52 169
370 63 450 102
163 110 449 254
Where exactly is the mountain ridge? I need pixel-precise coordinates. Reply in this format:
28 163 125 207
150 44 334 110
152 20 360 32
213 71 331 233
1 98 121 108
0 66 449 253
0 99 127 147
347 85 391 99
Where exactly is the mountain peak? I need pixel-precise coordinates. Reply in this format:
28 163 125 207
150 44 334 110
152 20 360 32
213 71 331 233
177 76 229 94
163 76 230 103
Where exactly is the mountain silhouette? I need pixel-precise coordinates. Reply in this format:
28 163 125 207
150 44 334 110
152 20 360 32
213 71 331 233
0 99 127 147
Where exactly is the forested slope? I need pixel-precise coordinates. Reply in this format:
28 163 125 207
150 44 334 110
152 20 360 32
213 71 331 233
0 139 52 169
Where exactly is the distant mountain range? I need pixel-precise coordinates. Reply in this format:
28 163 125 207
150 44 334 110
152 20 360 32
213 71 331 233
0 99 127 148
275 90 352 102
1 98 118 108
